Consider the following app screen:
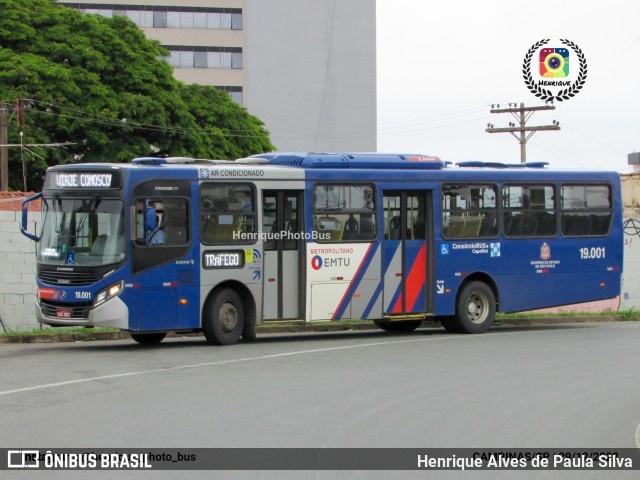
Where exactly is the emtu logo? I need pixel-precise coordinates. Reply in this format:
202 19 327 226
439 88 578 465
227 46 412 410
311 255 323 270
540 47 569 77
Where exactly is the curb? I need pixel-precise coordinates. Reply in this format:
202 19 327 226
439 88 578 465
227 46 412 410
0 315 628 344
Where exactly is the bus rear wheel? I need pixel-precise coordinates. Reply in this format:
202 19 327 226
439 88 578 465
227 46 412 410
130 332 167 344
453 281 496 333
374 319 422 332
203 288 245 345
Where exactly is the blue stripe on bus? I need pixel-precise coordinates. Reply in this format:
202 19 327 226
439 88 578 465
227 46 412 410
362 280 383 319
382 241 402 313
332 242 379 320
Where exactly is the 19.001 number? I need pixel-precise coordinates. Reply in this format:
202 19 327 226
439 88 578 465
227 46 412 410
579 247 605 259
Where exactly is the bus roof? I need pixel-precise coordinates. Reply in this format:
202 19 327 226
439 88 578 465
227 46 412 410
44 154 619 182
244 153 447 169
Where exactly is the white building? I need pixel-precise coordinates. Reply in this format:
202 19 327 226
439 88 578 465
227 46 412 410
60 0 377 152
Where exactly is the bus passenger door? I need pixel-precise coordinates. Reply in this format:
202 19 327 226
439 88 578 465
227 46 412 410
382 191 432 315
262 191 304 320
130 185 196 332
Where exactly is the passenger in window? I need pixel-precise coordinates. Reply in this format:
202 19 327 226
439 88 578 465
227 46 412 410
364 190 374 209
230 190 253 212
146 205 166 245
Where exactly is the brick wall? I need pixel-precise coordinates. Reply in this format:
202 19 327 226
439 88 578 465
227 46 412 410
0 210 41 331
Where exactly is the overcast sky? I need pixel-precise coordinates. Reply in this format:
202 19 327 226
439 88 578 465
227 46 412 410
376 0 640 173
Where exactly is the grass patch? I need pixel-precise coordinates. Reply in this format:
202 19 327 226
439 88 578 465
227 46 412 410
497 309 640 319
0 327 119 337
496 309 640 325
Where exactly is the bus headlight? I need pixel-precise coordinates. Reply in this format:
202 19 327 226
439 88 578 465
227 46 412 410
94 280 124 308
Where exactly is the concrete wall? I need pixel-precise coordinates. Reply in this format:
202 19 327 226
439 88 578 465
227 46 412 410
622 217 640 309
0 211 40 331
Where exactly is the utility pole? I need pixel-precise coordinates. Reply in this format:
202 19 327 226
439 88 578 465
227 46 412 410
485 102 560 163
0 103 7 191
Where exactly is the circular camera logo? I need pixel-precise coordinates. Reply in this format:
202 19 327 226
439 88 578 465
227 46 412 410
523 39 587 102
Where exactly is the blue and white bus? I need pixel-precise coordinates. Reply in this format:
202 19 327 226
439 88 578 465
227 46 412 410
21 153 623 345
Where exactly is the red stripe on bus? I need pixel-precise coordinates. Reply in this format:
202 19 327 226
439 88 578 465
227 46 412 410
391 243 426 313
405 244 427 311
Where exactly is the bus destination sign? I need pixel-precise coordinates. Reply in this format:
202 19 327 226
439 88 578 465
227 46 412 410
46 171 122 190
202 251 245 269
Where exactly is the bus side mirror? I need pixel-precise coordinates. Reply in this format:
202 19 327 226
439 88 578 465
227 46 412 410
20 192 42 242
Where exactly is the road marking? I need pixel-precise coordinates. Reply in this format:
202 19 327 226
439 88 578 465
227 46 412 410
0 329 571 397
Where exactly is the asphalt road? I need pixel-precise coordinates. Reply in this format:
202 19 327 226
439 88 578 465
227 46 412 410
1 322 640 479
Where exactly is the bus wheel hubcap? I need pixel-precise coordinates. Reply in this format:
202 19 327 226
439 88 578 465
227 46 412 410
467 293 487 324
219 303 239 333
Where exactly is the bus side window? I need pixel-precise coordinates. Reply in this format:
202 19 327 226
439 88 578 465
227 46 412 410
442 184 497 240
503 185 555 238
313 184 377 243
561 184 612 237
134 198 189 246
200 183 256 244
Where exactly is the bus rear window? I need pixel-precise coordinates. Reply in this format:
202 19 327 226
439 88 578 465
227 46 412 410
561 184 612 236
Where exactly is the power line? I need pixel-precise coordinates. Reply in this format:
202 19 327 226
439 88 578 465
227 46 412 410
530 138 607 170
486 102 560 163
561 123 626 156
16 99 270 137
0 99 78 191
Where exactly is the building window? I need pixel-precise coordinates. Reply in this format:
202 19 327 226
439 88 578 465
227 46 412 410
231 13 243 30
231 52 243 69
207 52 222 69
163 47 243 70
62 4 243 30
139 11 153 28
194 12 207 29
230 91 243 105
166 11 180 28
194 52 208 69
216 86 244 106
153 11 167 28
179 51 194 69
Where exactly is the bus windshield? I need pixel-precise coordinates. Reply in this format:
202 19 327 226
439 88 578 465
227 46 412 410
37 196 126 267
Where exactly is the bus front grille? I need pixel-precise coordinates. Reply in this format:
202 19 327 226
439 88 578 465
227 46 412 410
38 270 99 286
40 300 92 319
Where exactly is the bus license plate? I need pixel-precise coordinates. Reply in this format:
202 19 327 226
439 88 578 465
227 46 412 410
56 308 72 319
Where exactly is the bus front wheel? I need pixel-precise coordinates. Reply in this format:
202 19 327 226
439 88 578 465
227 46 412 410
203 288 245 345
453 281 496 333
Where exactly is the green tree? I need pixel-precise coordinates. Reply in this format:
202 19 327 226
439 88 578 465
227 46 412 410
0 0 274 191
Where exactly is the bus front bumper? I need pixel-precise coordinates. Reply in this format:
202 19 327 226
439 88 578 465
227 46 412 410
36 297 129 330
